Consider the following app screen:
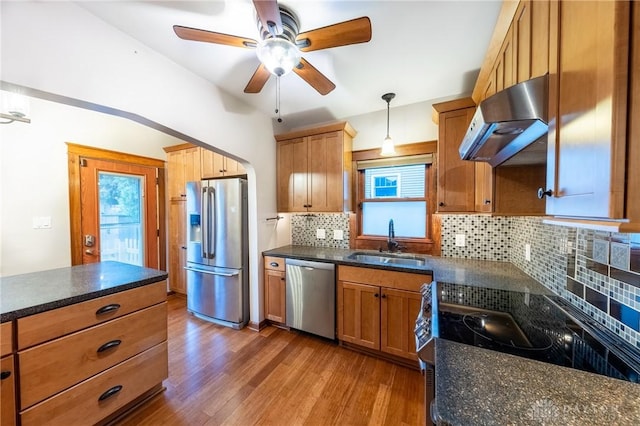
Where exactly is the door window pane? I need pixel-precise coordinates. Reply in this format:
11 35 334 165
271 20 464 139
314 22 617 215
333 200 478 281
99 172 144 266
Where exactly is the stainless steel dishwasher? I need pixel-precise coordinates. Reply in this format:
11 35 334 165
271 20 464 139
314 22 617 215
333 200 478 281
285 258 336 339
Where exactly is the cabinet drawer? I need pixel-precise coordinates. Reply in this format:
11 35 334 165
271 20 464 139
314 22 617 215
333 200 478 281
19 302 167 409
17 281 167 349
1 355 16 426
338 265 431 292
1 322 12 357
20 341 168 426
264 256 285 272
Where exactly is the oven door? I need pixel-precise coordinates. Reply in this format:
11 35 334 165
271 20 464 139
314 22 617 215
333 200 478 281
415 282 438 426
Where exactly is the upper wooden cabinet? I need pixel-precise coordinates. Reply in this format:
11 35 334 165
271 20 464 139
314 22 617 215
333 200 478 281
165 144 201 200
275 121 355 213
201 149 245 179
432 99 476 213
543 0 640 230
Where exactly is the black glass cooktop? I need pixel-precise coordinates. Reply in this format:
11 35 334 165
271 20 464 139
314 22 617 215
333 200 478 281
435 283 640 383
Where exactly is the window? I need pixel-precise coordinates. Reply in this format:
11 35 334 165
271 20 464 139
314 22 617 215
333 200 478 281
362 165 426 238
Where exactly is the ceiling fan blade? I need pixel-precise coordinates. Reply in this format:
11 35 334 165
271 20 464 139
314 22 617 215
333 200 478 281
253 0 283 36
244 64 271 94
293 58 336 95
173 25 257 49
296 17 371 52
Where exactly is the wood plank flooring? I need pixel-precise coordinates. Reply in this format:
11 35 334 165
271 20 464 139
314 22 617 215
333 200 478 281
115 295 425 426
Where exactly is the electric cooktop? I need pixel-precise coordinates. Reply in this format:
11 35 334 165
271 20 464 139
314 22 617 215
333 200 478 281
418 282 640 383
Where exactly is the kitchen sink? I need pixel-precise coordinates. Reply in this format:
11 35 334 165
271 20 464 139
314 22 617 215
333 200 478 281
347 252 426 267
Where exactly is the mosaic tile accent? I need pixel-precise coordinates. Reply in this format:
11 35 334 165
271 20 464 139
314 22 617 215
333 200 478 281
290 213 350 249
439 214 640 348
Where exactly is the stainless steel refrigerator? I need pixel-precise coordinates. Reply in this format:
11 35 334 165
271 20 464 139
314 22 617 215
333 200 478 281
185 177 248 329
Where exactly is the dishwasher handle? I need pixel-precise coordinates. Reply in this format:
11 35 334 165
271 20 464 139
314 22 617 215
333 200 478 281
285 258 335 271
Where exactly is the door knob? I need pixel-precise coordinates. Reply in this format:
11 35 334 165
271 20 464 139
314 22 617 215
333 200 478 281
85 249 95 255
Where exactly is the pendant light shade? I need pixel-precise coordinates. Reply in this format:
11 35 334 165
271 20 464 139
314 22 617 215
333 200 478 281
380 92 396 156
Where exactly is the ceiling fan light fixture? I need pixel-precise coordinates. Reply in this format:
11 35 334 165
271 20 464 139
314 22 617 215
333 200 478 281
256 38 301 77
380 92 396 156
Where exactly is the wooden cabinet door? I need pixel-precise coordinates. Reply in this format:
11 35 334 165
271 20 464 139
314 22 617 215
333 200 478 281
513 0 532 84
474 162 493 212
530 0 549 79
166 150 187 199
276 137 308 212
436 107 476 212
264 269 286 323
337 281 380 350
224 158 245 177
307 131 343 212
1 355 16 426
168 199 186 294
380 288 421 360
201 149 224 178
183 147 201 184
546 0 630 219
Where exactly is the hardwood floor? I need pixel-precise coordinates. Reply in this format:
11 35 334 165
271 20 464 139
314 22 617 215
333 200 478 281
115 295 425 426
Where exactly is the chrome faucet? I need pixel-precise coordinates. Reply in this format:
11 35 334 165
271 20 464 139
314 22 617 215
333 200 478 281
387 219 399 252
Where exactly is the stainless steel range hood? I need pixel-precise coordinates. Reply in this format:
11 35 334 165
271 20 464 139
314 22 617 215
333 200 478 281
459 74 548 167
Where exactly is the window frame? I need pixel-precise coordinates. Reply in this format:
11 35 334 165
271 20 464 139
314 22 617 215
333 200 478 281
351 141 439 255
370 172 401 198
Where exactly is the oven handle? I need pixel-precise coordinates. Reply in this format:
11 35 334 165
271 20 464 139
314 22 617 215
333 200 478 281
430 400 439 424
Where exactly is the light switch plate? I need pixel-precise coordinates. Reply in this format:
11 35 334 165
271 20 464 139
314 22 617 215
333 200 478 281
316 229 326 239
333 229 344 240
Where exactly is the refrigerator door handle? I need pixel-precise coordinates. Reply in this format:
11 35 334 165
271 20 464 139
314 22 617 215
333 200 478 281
201 186 208 259
184 266 239 277
210 186 216 259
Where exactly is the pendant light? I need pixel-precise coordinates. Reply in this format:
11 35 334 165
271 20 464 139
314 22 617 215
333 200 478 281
380 92 396 156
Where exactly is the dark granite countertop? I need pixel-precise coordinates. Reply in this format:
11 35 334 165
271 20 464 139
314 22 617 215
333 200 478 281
263 245 549 294
0 261 168 322
435 339 640 425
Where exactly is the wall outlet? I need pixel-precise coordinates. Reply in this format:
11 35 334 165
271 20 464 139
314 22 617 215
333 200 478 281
333 229 344 240
525 243 531 261
455 234 466 247
316 229 326 239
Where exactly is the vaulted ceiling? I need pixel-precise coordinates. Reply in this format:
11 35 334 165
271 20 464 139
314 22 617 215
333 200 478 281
79 1 501 129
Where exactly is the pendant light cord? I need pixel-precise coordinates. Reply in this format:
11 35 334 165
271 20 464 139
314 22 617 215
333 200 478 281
386 100 390 138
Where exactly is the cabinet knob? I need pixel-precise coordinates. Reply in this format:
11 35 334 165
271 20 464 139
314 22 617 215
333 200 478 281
0 371 11 380
438 202 445 207
381 294 387 299
374 293 379 298
484 199 491 205
537 188 553 199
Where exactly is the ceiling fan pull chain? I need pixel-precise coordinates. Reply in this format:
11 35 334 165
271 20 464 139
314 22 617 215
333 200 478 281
276 76 283 123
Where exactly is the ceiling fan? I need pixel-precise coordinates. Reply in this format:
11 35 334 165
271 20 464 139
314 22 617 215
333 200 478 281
173 0 372 96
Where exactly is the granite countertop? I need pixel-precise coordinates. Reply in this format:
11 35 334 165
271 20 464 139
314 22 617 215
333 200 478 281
0 261 168 322
435 339 640 425
263 245 550 294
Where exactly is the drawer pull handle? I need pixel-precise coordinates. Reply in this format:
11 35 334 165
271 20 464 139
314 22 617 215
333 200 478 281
0 371 11 380
270 262 279 267
98 385 123 402
96 304 121 315
97 339 122 353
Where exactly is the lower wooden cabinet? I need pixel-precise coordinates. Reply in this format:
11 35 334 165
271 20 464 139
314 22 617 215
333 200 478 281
14 282 168 425
264 256 286 324
1 355 16 426
337 266 431 362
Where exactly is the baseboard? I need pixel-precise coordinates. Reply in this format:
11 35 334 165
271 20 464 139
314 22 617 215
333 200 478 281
247 319 269 332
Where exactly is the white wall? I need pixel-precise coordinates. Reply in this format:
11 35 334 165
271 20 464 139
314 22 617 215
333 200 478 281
346 100 439 151
0 95 184 276
0 1 284 325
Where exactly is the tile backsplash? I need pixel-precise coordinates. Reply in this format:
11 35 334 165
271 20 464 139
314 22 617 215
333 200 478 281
291 213 351 249
439 214 640 349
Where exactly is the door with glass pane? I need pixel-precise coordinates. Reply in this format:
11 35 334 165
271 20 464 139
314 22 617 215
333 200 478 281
79 158 158 268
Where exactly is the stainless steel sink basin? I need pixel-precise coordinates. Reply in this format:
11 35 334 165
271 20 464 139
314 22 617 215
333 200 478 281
347 252 426 267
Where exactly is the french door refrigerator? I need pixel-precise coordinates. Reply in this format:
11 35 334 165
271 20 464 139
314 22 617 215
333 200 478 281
185 177 248 329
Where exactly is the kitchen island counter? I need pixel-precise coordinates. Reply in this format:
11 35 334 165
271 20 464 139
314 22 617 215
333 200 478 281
435 338 640 425
263 245 550 294
0 261 168 322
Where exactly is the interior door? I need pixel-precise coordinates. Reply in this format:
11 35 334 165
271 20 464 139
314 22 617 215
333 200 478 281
79 158 159 268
